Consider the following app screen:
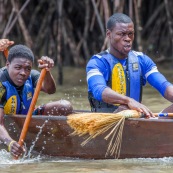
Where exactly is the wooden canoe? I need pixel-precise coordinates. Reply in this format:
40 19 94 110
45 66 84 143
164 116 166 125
3 114 173 159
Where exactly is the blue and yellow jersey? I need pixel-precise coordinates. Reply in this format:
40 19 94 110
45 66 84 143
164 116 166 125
86 50 171 112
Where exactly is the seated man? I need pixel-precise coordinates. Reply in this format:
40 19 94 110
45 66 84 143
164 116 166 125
86 13 173 117
0 39 73 157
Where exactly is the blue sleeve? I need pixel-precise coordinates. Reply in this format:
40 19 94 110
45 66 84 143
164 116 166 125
147 72 172 96
86 57 110 101
139 54 156 75
137 53 172 96
87 76 107 101
138 53 156 85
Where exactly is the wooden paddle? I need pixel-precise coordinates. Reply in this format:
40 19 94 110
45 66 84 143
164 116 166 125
3 49 9 58
3 49 47 159
18 68 47 147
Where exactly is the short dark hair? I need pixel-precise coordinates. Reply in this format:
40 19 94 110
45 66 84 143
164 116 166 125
8 44 34 63
107 13 133 30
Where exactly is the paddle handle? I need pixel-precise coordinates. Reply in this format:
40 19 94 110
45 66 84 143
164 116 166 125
136 112 173 118
18 68 47 146
121 110 173 118
153 113 173 117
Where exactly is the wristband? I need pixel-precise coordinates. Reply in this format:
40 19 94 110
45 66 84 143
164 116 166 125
8 140 16 152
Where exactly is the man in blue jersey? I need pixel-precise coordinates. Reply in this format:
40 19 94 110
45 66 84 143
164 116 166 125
0 40 73 158
86 13 173 117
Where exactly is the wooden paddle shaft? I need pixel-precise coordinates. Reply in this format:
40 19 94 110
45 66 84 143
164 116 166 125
18 68 47 146
3 49 9 58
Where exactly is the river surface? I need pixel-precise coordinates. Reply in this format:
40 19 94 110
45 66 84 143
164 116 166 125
1 66 173 173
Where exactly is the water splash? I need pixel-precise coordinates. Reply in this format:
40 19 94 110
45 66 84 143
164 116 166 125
0 149 42 166
25 119 49 159
0 118 50 167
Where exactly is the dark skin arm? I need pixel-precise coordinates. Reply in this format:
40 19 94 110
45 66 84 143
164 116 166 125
38 56 56 94
164 85 173 102
102 87 153 117
0 108 25 157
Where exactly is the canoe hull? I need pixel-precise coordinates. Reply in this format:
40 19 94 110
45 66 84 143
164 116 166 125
4 115 173 159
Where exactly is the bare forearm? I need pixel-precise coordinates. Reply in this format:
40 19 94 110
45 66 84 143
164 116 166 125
102 87 130 105
102 87 153 117
0 109 13 146
164 86 173 102
0 123 25 157
0 125 13 146
42 71 56 94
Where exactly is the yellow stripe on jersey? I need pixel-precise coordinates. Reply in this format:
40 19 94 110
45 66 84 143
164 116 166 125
112 63 126 96
4 96 17 115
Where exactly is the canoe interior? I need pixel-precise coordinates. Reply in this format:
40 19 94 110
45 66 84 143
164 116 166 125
4 115 173 159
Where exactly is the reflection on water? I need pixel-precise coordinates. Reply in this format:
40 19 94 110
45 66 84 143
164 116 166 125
1 66 173 172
